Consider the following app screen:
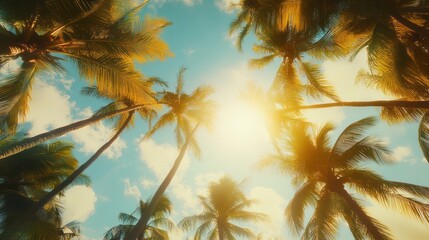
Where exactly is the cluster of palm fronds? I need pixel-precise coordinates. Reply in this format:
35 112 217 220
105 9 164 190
1 0 429 239
230 0 429 239
0 0 216 239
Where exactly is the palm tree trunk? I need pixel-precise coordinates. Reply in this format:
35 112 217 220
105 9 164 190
333 186 387 240
0 103 156 160
218 224 225 240
124 124 200 240
390 10 429 38
5 112 134 238
294 99 429 110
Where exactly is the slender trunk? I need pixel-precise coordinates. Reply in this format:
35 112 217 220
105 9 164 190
0 103 156 160
32 112 133 212
333 186 387 240
390 10 429 38
218 224 225 240
5 113 134 238
294 99 429 110
124 124 200 240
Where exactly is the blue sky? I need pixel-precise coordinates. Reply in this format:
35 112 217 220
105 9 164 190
3 0 429 239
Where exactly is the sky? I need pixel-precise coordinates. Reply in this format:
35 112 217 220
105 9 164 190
3 0 429 239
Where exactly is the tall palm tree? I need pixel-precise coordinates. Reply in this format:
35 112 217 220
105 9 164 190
29 83 159 215
104 194 175 240
124 68 216 240
179 176 266 240
259 117 429 239
0 133 90 239
0 0 171 131
250 24 344 108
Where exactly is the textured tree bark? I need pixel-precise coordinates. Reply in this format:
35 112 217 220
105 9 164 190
124 124 199 240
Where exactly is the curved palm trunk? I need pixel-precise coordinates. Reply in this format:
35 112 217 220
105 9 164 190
295 99 429 110
5 112 134 238
0 103 156 160
333 186 387 240
124 124 200 240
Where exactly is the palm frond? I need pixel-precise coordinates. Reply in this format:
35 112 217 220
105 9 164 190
331 117 377 156
298 61 340 101
285 181 319 234
419 112 429 162
301 191 339 240
248 54 277 69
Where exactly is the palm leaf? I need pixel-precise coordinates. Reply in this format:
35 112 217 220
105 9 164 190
418 112 429 162
298 61 340 101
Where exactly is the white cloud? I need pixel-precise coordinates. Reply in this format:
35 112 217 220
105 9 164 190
61 186 98 224
392 146 412 163
26 80 74 135
249 187 287 237
71 119 127 159
184 48 195 57
215 0 240 13
138 139 197 211
181 0 201 6
123 178 141 200
141 178 156 189
138 138 190 183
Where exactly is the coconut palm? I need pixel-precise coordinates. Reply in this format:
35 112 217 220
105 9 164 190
229 0 340 49
259 117 429 239
124 68 216 240
104 194 175 240
29 83 159 215
250 24 344 110
0 0 171 131
0 133 90 239
179 176 266 240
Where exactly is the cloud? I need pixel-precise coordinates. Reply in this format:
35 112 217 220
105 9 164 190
61 186 98 224
138 138 190 183
141 178 156 189
123 178 141 200
249 187 287 237
184 48 195 57
392 146 412 163
215 0 240 13
26 79 126 159
26 80 74 135
71 119 127 159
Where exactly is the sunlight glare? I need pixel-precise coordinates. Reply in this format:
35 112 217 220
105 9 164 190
213 99 270 155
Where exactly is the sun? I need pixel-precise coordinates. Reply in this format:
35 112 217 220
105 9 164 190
213 99 270 154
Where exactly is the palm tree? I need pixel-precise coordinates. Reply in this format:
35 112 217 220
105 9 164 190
0 133 90 239
104 194 175 240
29 83 159 215
179 176 266 240
250 24 343 108
0 0 171 131
124 68 216 240
259 117 429 239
